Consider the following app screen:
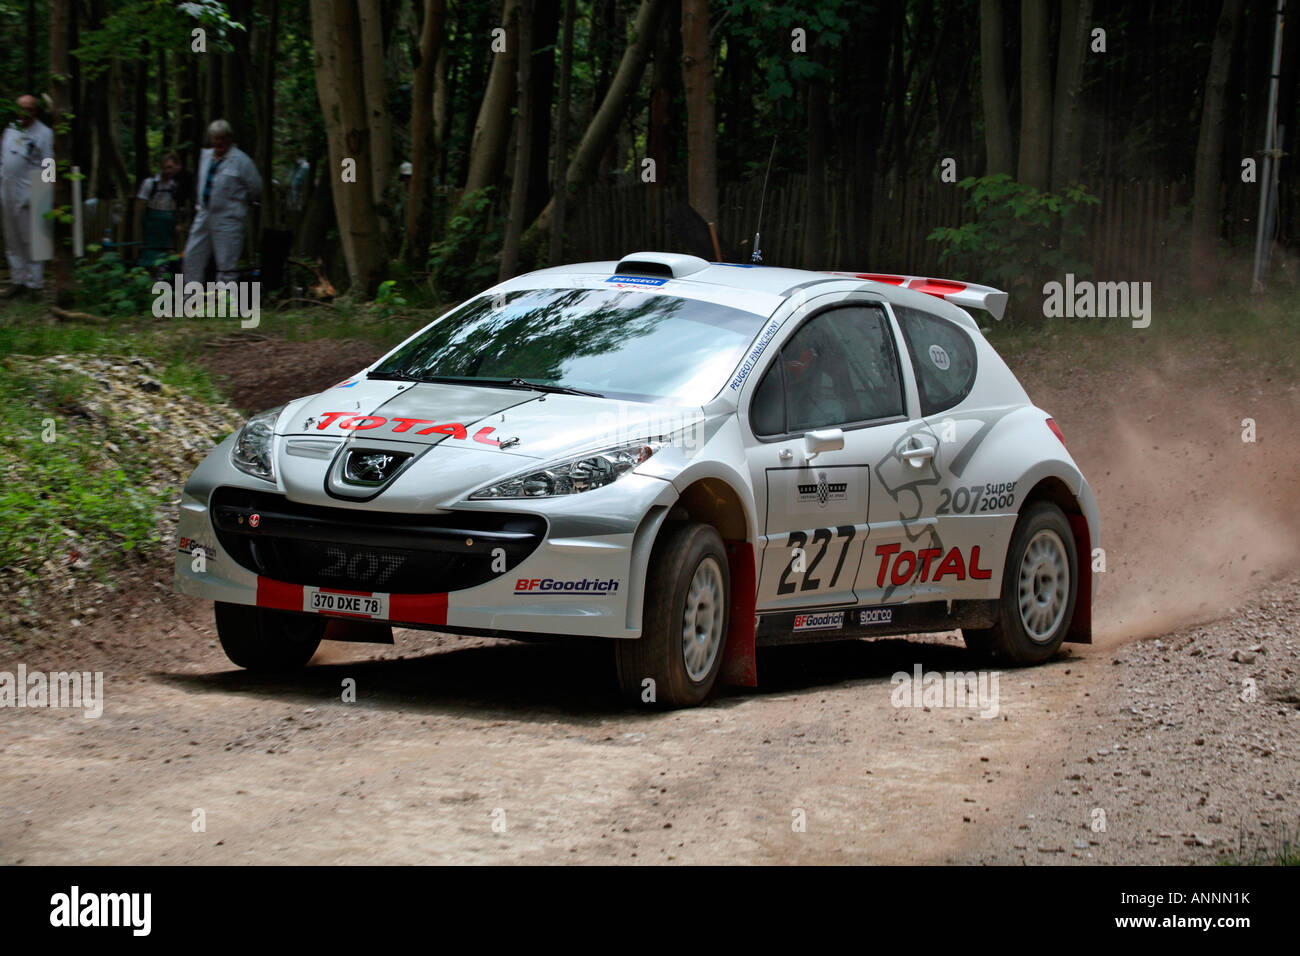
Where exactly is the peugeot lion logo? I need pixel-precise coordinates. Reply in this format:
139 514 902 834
344 450 409 485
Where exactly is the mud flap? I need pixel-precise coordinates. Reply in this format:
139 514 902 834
1066 513 1092 644
720 540 758 686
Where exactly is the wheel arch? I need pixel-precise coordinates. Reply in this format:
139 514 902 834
1018 475 1093 644
631 475 760 686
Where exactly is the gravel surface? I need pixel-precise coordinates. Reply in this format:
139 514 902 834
1 335 1296 864
965 575 1300 863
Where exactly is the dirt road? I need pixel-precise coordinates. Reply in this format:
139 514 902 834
2 340 1297 864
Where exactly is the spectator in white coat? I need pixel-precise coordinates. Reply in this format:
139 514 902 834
183 119 261 287
1 94 54 299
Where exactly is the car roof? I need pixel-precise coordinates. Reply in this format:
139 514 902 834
508 253 1004 332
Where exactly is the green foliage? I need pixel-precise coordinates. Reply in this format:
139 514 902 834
928 175 1101 307
1218 825 1300 866
73 0 245 79
369 279 409 320
0 363 165 576
74 249 162 317
427 188 502 301
724 0 851 104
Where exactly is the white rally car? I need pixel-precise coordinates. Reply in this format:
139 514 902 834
175 252 1098 707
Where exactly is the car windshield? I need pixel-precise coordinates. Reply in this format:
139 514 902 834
371 287 771 403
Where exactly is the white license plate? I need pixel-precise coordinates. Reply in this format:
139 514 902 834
303 587 390 619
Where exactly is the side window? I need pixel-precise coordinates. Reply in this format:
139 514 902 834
894 306 978 415
749 305 905 436
751 360 785 436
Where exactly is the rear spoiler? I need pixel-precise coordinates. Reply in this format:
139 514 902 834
828 272 1008 321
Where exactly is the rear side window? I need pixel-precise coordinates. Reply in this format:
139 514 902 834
894 306 978 415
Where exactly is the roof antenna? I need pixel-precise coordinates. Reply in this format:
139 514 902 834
751 135 777 265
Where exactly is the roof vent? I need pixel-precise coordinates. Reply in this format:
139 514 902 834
614 252 710 280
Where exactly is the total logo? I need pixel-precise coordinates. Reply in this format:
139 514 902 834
793 610 844 632
874 543 992 587
308 412 503 446
515 577 621 595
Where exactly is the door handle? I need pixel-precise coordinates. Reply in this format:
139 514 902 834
900 444 935 465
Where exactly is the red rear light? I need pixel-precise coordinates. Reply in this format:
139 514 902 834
1045 417 1067 448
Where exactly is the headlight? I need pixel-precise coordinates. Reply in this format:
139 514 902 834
470 440 662 498
230 405 283 482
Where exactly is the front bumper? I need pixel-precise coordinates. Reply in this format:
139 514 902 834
174 471 679 640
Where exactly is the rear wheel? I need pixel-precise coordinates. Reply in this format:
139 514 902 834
616 522 730 708
962 502 1077 665
214 602 324 671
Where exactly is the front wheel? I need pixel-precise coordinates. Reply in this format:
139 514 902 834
962 502 1077 665
616 522 730 708
214 602 324 671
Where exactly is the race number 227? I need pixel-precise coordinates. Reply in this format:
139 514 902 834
778 525 856 594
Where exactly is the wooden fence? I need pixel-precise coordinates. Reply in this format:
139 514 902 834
8 173 1272 292
564 176 1202 283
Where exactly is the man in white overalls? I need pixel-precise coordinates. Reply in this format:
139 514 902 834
183 119 262 287
0 95 54 299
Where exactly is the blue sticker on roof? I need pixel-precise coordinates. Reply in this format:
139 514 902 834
606 274 669 287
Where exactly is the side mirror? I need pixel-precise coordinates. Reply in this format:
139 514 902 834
803 427 844 463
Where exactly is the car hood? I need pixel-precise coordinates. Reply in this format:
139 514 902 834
281 378 703 457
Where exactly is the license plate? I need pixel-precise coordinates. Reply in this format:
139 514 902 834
303 587 390 619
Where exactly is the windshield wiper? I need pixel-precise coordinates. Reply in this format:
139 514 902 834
368 371 603 398
366 369 421 381
499 377 604 398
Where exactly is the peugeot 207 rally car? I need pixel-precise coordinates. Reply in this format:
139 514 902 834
175 252 1098 707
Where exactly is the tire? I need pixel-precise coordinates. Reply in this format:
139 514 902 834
962 502 1077 666
214 602 324 672
616 522 730 708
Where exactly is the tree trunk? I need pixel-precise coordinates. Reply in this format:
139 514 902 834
179 53 201 168
133 50 150 182
1192 0 1244 289
357 0 391 205
310 0 387 295
50 0 75 306
525 0 559 224
681 0 717 224
98 62 132 200
158 46 171 147
886 3 906 174
433 41 449 177
405 0 447 266
803 74 828 268
499 0 534 279
223 0 249 140
205 52 223 122
530 0 668 236
257 0 280 227
128 51 150 246
1051 0 1093 190
548 0 575 265
647 2 677 189
979 0 1014 176
1017 0 1052 189
463 0 520 195
26 0 37 91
